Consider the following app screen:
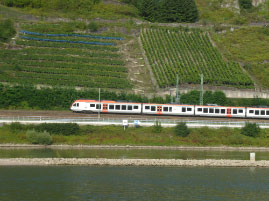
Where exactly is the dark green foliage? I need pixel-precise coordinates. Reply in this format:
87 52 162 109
152 121 162 133
239 0 252 9
35 123 80 136
88 21 98 32
126 0 198 23
174 122 190 137
0 19 16 42
241 122 261 137
26 130 53 145
1 0 100 13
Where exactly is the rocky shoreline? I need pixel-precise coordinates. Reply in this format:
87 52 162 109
1 144 269 151
0 158 269 167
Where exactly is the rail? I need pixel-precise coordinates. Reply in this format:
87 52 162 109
1 116 269 128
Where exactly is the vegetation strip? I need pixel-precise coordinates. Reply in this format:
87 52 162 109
20 36 115 46
0 158 268 167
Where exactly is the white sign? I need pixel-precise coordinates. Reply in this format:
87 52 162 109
122 120 128 126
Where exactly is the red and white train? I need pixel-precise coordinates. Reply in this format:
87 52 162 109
70 99 269 119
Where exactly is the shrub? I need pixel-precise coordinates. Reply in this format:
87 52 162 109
26 130 53 145
88 21 98 32
239 0 252 9
174 122 190 137
152 121 162 133
0 19 16 42
35 123 80 136
241 122 261 137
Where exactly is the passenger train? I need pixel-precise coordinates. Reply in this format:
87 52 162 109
70 99 269 119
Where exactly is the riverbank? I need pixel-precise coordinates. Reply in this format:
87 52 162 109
0 158 269 167
1 144 269 151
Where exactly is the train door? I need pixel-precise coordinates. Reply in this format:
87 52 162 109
157 106 162 115
102 104 108 113
227 108 232 117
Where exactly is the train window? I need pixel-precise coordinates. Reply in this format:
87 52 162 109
182 107 186 112
90 104 95 107
116 105 120 110
255 110 259 115
122 105 127 110
151 106 156 111
128 105 132 110
261 110 265 115
163 107 168 112
134 106 138 109
215 109 220 113
233 109 237 114
203 108 208 113
209 108 214 113
73 104 76 107
169 107 172 112
221 109 225 114
109 105 114 110
267 111 269 115
239 109 243 113
187 108 192 111
96 104 101 109
249 110 254 113
198 108 202 112
77 103 79 107
145 106 150 110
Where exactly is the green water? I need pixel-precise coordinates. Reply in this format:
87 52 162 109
0 148 269 160
0 166 268 201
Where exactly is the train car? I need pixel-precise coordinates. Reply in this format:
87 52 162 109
70 99 142 114
195 105 246 118
142 103 195 116
246 107 269 119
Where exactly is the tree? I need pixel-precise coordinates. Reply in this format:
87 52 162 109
174 122 190 137
241 122 261 137
239 0 252 9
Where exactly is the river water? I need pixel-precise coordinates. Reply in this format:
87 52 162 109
0 166 268 201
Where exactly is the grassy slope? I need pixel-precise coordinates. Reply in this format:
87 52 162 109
212 26 269 88
1 124 269 147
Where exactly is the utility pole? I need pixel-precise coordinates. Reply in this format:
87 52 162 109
98 88 101 119
200 74 204 105
175 75 180 104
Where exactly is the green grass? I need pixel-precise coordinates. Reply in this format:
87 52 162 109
212 26 269 88
196 0 269 25
2 124 269 147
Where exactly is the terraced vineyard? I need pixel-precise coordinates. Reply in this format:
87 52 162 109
0 27 131 89
140 27 254 88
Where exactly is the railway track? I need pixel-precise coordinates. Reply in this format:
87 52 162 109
1 110 269 123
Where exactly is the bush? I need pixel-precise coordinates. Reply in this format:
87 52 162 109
88 21 98 32
241 122 261 137
0 19 16 42
239 0 252 9
174 122 190 137
35 123 80 136
152 121 162 133
26 130 53 145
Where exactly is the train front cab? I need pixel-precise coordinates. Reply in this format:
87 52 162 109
195 106 246 118
142 104 195 116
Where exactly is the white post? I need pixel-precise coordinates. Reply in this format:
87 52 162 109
250 153 255 162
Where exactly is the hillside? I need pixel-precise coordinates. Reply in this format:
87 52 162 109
0 0 269 97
